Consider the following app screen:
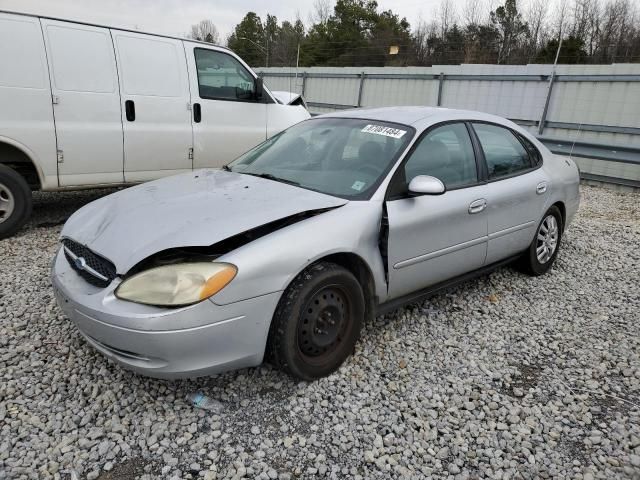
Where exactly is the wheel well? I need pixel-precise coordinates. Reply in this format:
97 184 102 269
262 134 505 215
314 253 377 322
0 142 41 190
551 201 566 231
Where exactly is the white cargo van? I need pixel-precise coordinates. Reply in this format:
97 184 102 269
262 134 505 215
0 11 309 237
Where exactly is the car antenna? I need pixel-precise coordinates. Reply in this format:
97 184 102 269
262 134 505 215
569 122 583 162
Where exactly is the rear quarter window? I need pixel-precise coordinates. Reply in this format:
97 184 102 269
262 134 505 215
517 134 543 166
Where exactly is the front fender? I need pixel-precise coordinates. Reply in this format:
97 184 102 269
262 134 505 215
211 201 386 305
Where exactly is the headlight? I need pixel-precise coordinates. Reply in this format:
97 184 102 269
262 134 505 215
115 262 237 307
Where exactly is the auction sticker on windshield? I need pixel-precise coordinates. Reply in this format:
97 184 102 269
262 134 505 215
361 124 407 139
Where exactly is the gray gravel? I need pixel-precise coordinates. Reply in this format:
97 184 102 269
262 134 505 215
1 185 639 480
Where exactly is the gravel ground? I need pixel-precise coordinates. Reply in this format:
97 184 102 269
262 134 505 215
1 185 639 480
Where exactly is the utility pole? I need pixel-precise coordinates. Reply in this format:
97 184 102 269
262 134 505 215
538 29 563 135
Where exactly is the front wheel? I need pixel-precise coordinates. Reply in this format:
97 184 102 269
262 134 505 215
267 262 365 381
0 165 32 239
518 205 563 276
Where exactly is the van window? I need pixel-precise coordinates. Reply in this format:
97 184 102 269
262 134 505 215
194 49 256 101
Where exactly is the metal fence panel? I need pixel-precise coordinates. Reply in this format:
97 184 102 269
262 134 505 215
361 77 438 107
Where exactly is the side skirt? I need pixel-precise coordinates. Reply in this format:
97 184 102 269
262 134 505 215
375 254 522 317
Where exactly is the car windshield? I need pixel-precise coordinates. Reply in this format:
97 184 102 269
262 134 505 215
227 118 414 199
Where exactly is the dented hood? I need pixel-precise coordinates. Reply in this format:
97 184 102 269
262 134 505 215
61 169 346 273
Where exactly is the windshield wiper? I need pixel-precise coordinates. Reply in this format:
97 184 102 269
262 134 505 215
221 165 232 171
242 172 300 187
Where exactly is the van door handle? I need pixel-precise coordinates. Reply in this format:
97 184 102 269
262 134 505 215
193 103 201 123
125 100 135 121
468 199 487 214
536 182 547 194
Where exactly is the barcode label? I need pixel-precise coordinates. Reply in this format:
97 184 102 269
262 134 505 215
361 124 407 139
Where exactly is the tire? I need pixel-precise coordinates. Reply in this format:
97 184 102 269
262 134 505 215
266 262 365 381
0 164 32 239
518 205 563 276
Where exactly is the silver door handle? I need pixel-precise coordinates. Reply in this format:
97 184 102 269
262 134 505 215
536 182 548 194
468 199 487 214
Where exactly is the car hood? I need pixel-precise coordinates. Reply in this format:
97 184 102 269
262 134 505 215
271 90 304 105
61 169 346 274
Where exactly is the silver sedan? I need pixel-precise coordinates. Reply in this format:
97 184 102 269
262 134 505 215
52 107 580 380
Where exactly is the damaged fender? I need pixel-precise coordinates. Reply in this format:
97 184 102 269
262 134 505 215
210 200 387 306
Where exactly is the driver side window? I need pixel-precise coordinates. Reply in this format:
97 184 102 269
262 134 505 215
403 122 478 190
194 48 256 101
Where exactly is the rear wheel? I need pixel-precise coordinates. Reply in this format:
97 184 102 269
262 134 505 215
518 205 563 276
267 262 365 380
0 165 32 239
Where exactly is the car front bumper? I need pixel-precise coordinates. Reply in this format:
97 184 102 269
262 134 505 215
51 248 282 379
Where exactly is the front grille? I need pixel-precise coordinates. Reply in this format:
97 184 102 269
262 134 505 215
62 238 117 288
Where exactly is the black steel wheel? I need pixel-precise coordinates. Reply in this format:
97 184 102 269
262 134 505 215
298 285 351 360
267 262 365 380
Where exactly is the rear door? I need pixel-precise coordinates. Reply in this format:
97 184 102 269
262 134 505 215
183 42 267 168
471 122 550 264
41 19 123 186
386 122 488 299
112 31 193 182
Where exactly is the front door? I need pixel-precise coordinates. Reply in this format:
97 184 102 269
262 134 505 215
112 31 193 182
183 42 267 168
386 122 488 299
41 19 124 186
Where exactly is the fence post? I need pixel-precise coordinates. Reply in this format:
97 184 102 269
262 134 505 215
437 72 444 106
538 71 556 135
301 72 307 97
357 72 366 107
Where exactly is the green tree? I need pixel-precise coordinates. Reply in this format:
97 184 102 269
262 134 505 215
264 14 279 67
370 9 413 66
303 0 412 66
272 19 306 67
490 0 529 64
535 35 588 64
464 23 501 63
227 12 266 67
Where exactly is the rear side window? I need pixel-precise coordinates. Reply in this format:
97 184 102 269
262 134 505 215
473 123 532 179
194 49 256 101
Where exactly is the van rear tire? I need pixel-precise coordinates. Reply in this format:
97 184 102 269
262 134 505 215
0 165 32 239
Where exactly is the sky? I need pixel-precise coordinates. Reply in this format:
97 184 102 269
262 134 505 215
0 0 463 40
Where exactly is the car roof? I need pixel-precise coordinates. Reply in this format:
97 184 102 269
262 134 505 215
318 106 515 131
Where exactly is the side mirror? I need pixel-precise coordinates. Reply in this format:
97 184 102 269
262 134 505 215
254 77 264 101
408 175 446 196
